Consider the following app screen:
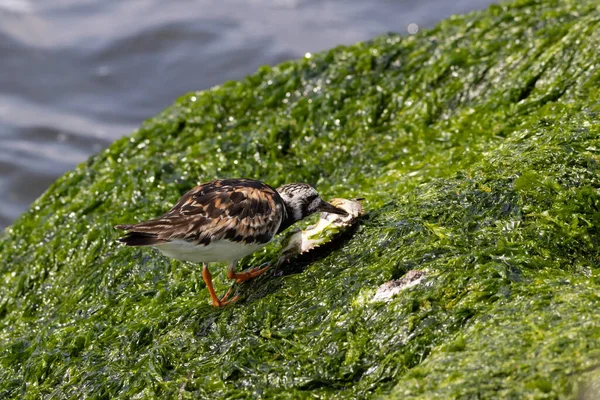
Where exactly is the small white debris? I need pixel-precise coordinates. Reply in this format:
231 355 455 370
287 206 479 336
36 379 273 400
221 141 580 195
371 270 427 302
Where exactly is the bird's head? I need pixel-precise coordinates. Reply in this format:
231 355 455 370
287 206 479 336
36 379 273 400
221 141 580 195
276 183 348 222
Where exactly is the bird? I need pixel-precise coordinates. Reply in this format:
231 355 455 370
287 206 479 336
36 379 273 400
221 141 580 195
115 178 348 307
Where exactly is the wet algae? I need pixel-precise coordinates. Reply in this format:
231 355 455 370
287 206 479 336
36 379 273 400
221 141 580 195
1 0 600 398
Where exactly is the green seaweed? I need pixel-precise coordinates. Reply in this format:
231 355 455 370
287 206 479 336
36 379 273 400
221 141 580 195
2 0 600 398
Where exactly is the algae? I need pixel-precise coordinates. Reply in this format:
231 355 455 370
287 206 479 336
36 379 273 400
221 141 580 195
1 0 600 398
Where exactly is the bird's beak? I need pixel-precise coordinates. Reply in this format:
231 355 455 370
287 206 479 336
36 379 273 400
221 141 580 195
318 200 348 216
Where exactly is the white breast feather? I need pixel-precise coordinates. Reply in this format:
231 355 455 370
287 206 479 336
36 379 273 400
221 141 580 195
155 239 268 263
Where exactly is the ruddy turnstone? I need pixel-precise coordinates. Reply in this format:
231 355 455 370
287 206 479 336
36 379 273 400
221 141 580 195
115 178 347 307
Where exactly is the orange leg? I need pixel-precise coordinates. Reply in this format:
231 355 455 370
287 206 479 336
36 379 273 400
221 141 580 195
227 262 270 284
201 264 238 307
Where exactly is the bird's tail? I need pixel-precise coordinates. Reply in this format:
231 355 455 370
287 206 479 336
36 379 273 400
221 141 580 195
115 224 167 246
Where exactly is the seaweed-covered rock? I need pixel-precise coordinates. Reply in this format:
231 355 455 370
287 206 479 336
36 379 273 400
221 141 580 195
1 0 600 398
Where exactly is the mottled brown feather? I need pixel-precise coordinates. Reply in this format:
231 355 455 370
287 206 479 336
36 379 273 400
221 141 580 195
116 179 285 246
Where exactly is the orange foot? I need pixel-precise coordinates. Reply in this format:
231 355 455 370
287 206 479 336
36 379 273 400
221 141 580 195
219 286 239 305
228 265 271 284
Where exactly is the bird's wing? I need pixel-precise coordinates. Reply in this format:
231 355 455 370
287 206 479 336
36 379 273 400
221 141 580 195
116 179 284 245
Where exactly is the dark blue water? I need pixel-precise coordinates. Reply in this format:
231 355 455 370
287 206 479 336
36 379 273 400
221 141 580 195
0 0 497 229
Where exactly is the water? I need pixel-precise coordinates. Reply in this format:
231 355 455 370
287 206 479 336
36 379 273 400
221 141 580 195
0 0 497 229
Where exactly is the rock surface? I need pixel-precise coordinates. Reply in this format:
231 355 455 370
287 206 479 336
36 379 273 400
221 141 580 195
1 0 600 398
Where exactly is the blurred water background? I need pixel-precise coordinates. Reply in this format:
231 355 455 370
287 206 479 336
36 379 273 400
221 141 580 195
0 0 497 229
